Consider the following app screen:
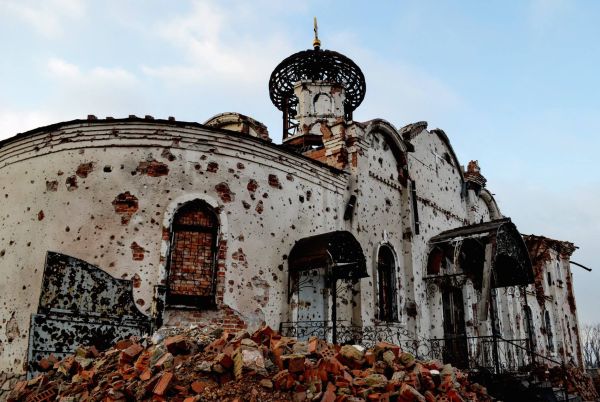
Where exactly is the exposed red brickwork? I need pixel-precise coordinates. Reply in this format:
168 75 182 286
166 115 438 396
130 242 146 261
218 306 247 331
132 273 141 288
320 124 333 140
255 200 264 214
232 248 246 263
136 160 169 177
46 180 58 192
169 205 217 299
215 182 234 203
161 148 176 161
75 162 94 178
65 175 78 191
215 239 228 306
247 179 258 193
207 162 219 173
164 304 246 331
112 192 139 225
268 174 282 189
247 179 258 200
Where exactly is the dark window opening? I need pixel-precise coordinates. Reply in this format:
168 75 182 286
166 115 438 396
546 271 552 286
377 245 398 322
410 180 420 235
167 200 218 307
524 306 536 349
427 247 444 276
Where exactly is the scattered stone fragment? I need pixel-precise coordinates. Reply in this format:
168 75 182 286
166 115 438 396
5 324 504 402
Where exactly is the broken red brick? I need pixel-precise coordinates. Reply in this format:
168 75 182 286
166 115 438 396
76 162 94 178
164 334 190 355
272 369 294 391
112 192 139 224
215 182 234 203
268 174 282 189
206 161 219 172
281 354 305 373
136 160 169 177
130 241 145 261
153 372 174 396
65 175 78 191
115 339 134 350
247 179 258 194
120 343 144 363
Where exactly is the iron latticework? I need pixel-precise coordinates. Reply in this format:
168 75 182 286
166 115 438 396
269 48 366 137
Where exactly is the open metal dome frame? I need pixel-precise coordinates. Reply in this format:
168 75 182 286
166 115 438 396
268 48 366 140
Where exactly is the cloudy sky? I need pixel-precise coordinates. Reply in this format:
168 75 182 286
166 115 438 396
0 1 598 322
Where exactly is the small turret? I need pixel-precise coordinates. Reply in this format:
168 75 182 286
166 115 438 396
268 19 366 150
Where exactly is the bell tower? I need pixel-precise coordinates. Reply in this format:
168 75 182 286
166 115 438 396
268 19 366 159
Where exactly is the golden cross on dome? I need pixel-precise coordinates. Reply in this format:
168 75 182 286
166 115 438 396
313 17 321 49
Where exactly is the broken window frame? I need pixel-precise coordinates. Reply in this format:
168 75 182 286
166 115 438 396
375 244 398 323
166 200 219 308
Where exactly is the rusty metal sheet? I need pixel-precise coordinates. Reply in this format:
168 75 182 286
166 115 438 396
28 313 149 377
28 252 151 378
37 251 148 319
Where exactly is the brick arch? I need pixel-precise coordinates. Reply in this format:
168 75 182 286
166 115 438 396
156 194 229 311
166 200 219 306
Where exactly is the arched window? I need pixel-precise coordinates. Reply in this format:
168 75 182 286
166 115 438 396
377 245 397 322
545 311 555 352
167 200 218 307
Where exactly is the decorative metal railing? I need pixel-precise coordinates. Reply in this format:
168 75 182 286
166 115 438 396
280 321 572 401
427 336 532 373
279 320 417 349
279 321 534 374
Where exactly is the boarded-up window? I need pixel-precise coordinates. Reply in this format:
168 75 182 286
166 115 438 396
377 245 397 322
167 200 218 306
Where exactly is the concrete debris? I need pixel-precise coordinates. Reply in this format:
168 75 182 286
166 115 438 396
6 325 499 402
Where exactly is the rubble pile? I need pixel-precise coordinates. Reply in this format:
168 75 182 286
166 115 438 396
547 364 599 401
8 326 495 401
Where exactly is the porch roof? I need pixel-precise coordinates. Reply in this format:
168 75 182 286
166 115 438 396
288 230 368 280
429 218 534 287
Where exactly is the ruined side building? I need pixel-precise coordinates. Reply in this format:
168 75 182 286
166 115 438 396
0 37 584 384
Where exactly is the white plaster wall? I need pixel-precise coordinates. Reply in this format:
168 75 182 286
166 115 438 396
406 129 469 339
353 130 405 327
0 117 584 374
0 120 350 373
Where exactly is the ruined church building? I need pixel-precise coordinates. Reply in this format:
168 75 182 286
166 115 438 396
0 31 584 380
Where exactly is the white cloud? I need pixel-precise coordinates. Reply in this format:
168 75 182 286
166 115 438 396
0 0 85 38
330 39 463 128
0 108 60 139
141 0 291 89
0 57 144 140
47 57 138 87
357 60 463 127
